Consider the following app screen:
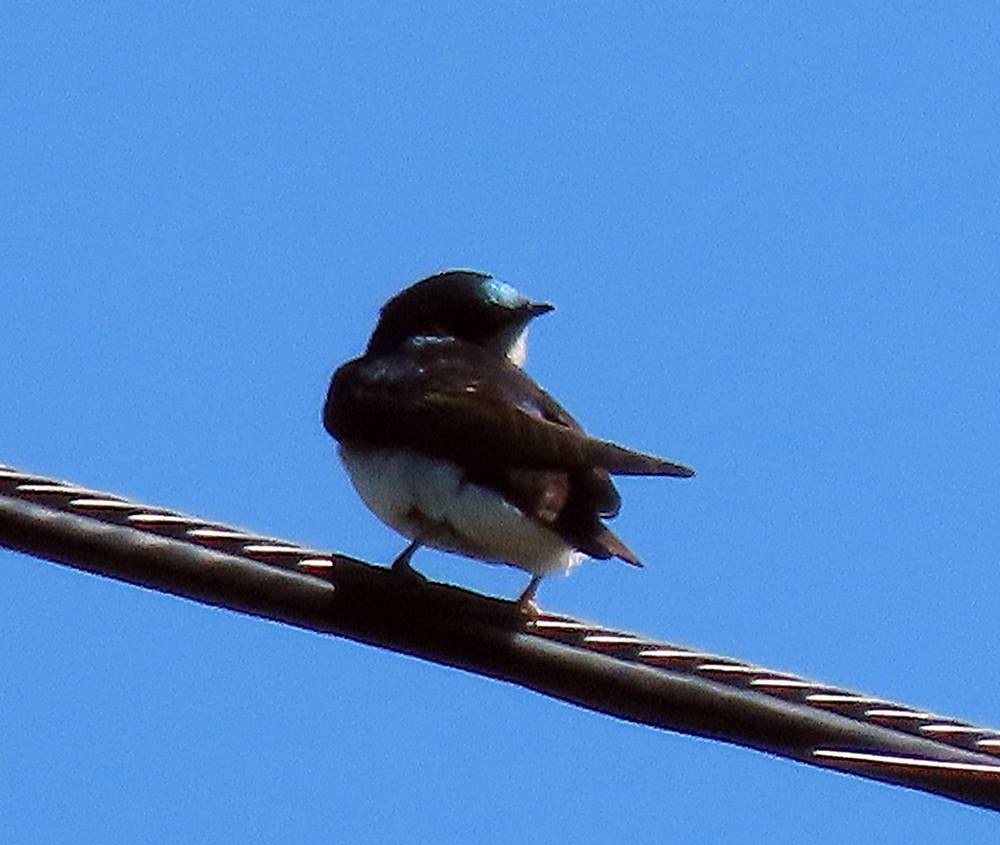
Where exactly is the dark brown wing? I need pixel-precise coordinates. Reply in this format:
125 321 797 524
324 338 695 478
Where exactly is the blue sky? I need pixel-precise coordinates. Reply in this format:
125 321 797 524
2 4 999 842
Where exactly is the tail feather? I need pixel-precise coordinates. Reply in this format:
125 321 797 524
597 527 644 568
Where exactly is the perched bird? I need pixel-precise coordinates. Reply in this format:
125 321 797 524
323 270 694 609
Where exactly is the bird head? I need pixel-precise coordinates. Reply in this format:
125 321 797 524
365 270 554 366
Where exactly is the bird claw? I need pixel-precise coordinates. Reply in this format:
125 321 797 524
391 557 428 583
517 596 541 618
516 575 542 616
390 539 427 582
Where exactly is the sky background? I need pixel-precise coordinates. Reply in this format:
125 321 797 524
2 3 1000 842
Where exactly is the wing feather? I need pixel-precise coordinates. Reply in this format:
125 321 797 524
324 339 694 478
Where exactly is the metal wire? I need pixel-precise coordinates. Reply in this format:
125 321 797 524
2 463 999 811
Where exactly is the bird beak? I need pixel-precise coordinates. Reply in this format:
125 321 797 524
527 301 555 317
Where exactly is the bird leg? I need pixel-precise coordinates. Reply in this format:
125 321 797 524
390 538 427 582
517 575 542 616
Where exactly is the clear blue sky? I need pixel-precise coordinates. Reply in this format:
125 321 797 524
2 4 999 842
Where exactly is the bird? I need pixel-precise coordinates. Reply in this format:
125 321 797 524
323 269 694 610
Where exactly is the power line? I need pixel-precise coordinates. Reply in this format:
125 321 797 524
2 463 999 811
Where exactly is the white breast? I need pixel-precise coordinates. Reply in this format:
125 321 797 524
338 445 585 576
506 329 528 368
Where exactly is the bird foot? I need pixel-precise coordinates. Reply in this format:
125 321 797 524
517 596 541 618
390 540 428 583
391 558 428 583
516 576 542 616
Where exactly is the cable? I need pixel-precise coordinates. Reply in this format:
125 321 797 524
2 463 999 811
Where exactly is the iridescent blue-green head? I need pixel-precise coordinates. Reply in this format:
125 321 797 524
365 269 554 365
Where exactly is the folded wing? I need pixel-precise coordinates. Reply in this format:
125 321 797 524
324 338 695 479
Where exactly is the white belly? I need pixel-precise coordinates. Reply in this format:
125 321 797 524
338 445 585 576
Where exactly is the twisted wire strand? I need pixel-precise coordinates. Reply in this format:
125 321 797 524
2 463 998 811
